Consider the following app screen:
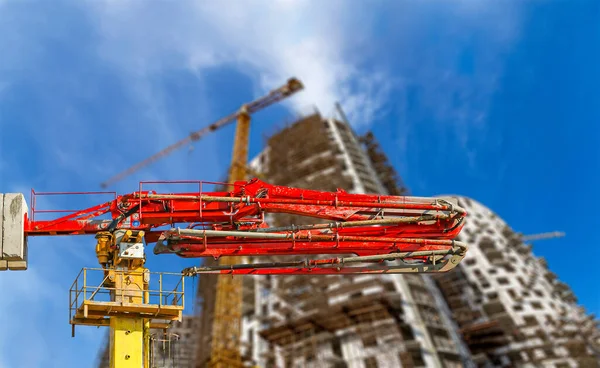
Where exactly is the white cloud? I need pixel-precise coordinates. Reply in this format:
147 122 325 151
0 0 524 188
89 0 391 127
86 0 525 169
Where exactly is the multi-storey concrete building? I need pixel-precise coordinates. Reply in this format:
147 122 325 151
96 107 600 368
433 196 600 367
239 110 472 368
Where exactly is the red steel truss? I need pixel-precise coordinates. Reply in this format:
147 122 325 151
26 178 468 275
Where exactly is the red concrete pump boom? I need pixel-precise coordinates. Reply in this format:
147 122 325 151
20 178 468 275
0 178 467 368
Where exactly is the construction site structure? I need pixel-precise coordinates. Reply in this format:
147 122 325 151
432 196 600 367
88 101 599 368
358 130 409 196
228 109 474 367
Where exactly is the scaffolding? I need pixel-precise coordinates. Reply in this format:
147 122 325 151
259 286 413 368
265 112 353 193
358 131 409 196
433 197 600 367
195 257 219 368
241 111 470 367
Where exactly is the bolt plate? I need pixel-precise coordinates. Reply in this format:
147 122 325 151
118 242 144 259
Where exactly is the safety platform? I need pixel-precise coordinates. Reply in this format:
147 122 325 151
69 268 185 333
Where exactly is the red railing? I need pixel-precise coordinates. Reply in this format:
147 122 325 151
136 179 249 227
30 189 117 223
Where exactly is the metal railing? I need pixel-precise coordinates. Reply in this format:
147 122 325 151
30 189 116 222
150 332 181 368
69 267 184 322
136 179 242 226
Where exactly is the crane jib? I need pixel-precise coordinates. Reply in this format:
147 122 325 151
100 78 304 189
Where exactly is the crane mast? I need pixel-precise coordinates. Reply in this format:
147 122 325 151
209 78 303 367
207 106 248 368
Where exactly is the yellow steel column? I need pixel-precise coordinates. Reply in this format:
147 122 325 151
143 278 150 368
208 107 250 368
110 316 144 368
229 105 251 181
143 319 150 368
108 257 148 368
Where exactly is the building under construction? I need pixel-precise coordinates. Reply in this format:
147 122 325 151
193 108 600 368
231 109 472 368
95 107 600 368
432 197 600 367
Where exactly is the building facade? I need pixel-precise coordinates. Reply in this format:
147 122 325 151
240 111 472 368
433 196 600 367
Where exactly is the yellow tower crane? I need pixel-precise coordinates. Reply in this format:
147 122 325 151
208 78 304 368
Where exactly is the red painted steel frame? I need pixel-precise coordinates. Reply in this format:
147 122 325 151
25 178 467 265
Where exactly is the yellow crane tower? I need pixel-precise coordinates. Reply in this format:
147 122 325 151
208 78 304 368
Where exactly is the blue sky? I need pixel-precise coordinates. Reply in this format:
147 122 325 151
0 1 598 367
